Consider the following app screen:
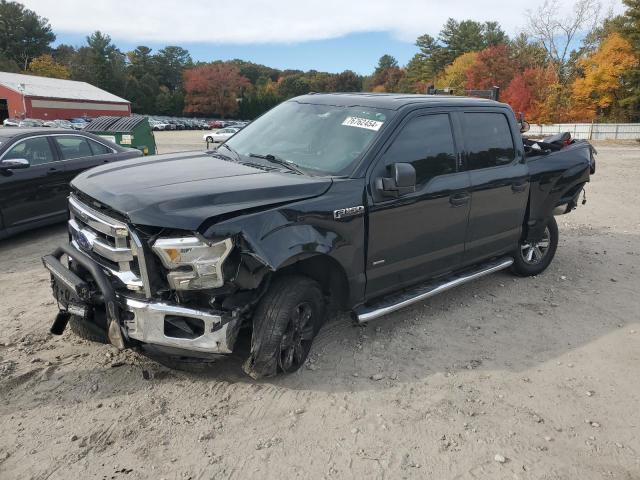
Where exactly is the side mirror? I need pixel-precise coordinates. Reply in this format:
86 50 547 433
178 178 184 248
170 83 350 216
0 158 30 171
517 112 530 133
376 162 416 198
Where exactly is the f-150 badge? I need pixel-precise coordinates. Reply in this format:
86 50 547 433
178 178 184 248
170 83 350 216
334 205 365 220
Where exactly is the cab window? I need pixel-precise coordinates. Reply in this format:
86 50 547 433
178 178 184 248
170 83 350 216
4 137 55 166
462 112 515 170
380 114 457 187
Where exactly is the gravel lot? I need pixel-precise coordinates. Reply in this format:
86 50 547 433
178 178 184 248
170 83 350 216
1 135 639 479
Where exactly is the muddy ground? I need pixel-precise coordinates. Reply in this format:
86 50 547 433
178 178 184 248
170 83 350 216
1 133 639 479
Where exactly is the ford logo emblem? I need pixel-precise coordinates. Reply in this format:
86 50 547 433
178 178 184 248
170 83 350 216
76 231 93 251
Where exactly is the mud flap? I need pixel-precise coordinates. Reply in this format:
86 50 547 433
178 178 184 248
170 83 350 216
50 311 71 336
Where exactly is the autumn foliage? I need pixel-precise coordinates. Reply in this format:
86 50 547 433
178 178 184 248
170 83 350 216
183 64 250 118
465 44 518 91
570 33 637 121
502 67 559 123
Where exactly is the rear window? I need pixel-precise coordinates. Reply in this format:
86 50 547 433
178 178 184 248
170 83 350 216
462 112 515 170
88 139 112 155
54 136 93 160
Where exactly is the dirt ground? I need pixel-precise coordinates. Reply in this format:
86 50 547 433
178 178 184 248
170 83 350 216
1 134 639 479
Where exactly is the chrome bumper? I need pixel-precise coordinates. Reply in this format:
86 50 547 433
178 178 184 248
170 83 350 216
122 298 239 354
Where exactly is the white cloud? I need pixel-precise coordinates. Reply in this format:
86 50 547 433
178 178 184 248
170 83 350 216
20 0 625 45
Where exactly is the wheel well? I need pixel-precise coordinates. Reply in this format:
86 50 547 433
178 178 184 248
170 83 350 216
275 255 349 310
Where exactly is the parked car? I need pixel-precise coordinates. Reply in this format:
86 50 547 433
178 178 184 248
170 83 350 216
2 118 20 127
0 128 143 239
150 120 168 131
43 119 74 129
203 127 239 143
69 119 88 130
19 119 44 127
208 120 230 129
41 93 595 379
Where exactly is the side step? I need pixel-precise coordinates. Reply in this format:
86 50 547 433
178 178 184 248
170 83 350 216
352 257 514 323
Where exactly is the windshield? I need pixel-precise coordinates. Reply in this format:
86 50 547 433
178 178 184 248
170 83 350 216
225 101 392 176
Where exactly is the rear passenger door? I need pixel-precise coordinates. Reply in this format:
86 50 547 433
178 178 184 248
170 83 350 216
458 110 529 263
52 135 115 183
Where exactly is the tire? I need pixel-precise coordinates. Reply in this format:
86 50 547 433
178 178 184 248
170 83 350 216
511 216 559 277
69 314 109 343
206 136 213 143
243 275 326 379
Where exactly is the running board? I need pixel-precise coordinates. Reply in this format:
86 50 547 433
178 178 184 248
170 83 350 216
352 257 514 323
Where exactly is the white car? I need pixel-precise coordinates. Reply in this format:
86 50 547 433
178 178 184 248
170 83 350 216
150 120 169 131
2 118 20 127
203 127 239 143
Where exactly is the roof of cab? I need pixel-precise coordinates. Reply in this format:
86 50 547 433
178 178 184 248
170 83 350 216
291 92 507 110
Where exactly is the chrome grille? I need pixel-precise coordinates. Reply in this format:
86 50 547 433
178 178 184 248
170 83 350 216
68 194 151 297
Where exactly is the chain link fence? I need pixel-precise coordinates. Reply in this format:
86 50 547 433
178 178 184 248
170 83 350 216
528 123 640 140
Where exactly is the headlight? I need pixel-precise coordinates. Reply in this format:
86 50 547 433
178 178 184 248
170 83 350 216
152 237 233 290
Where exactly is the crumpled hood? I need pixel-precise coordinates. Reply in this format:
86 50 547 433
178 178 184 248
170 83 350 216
71 152 332 231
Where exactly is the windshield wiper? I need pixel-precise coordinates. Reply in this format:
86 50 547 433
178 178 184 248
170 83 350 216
218 142 241 161
249 153 305 175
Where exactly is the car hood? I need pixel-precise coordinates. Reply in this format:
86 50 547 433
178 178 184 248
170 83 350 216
71 152 332 231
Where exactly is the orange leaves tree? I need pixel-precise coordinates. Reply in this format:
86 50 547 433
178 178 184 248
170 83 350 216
183 63 250 118
570 33 638 121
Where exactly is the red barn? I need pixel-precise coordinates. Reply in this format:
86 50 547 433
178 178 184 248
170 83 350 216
0 71 131 122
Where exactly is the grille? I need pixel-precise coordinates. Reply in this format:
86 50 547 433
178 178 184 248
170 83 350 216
68 194 151 297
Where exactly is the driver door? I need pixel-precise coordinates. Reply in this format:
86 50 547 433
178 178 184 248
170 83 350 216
366 111 471 298
0 135 67 230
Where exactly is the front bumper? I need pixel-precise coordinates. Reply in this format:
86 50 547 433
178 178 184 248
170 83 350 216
123 298 235 354
42 243 239 355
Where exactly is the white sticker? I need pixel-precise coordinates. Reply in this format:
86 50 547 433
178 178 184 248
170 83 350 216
342 116 384 131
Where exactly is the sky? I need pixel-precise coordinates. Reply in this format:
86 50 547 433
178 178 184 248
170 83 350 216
21 0 626 75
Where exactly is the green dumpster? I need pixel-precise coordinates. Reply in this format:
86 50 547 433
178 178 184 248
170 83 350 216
84 116 157 155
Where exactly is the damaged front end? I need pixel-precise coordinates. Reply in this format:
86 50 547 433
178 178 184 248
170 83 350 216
42 194 262 356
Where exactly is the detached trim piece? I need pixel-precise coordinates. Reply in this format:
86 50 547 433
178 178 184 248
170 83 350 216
353 257 514 323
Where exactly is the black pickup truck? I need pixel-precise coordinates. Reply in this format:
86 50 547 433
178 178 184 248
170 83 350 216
42 93 595 378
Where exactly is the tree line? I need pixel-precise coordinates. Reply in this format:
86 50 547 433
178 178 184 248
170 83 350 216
368 0 640 123
0 0 638 122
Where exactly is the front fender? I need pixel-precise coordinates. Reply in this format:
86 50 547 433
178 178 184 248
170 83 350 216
201 178 367 306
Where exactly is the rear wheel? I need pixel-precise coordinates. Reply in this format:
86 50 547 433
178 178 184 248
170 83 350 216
511 216 558 276
243 275 325 379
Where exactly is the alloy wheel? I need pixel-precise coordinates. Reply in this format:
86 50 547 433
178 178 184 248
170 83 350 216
279 302 314 373
520 227 551 265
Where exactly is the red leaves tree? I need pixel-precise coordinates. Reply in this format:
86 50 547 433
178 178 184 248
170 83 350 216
183 64 250 118
465 44 518 91
502 67 558 123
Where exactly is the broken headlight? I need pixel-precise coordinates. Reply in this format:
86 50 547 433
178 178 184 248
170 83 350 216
152 236 233 290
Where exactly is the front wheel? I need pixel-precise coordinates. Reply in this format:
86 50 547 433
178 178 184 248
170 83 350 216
243 275 326 379
511 216 559 276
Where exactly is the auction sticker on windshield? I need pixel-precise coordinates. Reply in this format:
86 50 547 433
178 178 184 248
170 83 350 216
342 116 384 131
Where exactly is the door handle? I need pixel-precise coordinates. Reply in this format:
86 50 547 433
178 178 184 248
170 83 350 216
449 193 470 207
511 181 527 192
